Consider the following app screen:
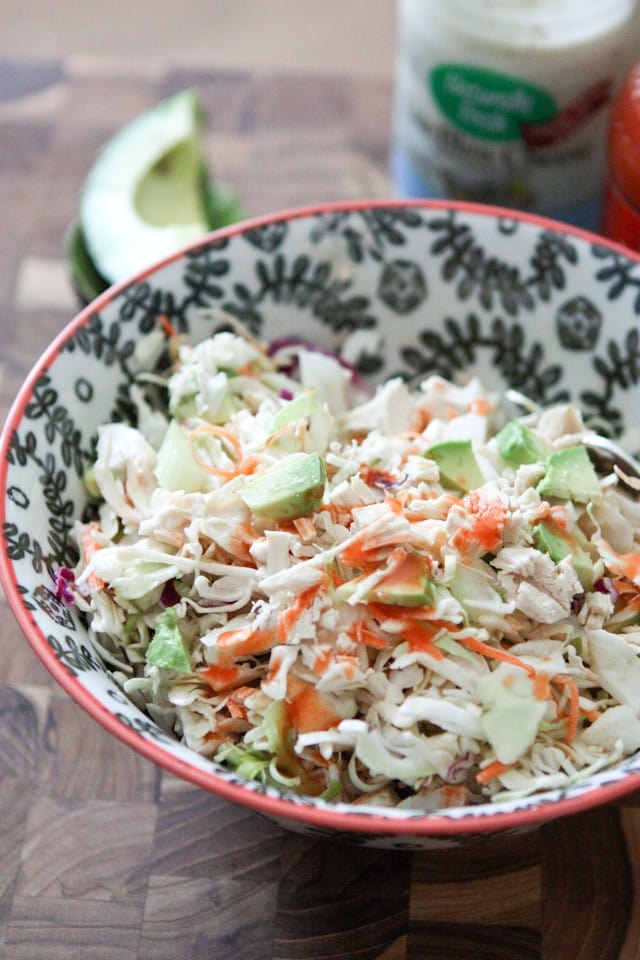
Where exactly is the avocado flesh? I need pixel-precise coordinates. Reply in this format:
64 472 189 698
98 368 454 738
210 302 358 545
80 90 213 285
537 445 602 504
336 553 442 607
134 141 206 227
533 520 594 590
240 452 326 520
426 439 484 492
497 420 550 467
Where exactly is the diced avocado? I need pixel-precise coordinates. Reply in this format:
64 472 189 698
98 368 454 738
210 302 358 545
496 420 550 467
336 552 445 607
425 439 484 492
82 464 101 499
155 419 209 493
146 608 191 672
272 390 318 430
537 445 602 504
239 452 326 520
532 520 594 590
477 664 547 764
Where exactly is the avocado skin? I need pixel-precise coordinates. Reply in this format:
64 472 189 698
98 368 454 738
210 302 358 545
537 446 602 504
426 439 484 492
533 520 594 590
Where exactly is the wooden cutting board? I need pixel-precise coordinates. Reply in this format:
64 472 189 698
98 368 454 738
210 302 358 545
1 57 640 960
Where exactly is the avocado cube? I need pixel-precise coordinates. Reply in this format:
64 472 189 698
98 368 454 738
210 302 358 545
537 446 602 504
239 452 326 520
426 439 484 492
496 420 550 467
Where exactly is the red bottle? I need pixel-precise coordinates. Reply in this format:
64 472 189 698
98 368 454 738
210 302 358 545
602 62 640 249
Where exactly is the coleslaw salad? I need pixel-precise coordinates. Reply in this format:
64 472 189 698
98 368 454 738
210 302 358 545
65 321 640 811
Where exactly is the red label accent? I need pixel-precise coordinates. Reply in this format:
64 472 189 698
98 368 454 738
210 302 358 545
521 78 612 148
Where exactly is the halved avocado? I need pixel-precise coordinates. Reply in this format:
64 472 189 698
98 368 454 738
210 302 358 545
76 90 242 293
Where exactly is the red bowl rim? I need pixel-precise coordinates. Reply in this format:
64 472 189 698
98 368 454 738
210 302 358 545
3 196 640 838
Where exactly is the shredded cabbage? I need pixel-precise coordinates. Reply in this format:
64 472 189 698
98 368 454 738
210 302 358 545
68 325 640 808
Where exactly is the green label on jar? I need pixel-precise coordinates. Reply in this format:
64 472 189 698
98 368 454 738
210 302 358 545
431 65 557 142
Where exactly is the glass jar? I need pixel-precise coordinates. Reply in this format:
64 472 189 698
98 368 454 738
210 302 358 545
391 0 640 229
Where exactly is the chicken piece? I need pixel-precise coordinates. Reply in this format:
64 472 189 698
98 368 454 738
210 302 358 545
492 545 582 623
536 404 585 446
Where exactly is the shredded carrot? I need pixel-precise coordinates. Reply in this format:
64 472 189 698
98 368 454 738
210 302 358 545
347 621 389 649
187 423 245 479
317 502 351 525
552 674 580 741
157 313 178 339
457 634 536 678
293 516 316 542
340 524 412 567
228 521 260 563
531 502 570 528
265 423 297 449
266 652 282 685
226 685 257 720
401 621 445 659
368 605 455 627
217 625 277 661
359 466 399 488
451 492 509 556
476 760 512 785
611 578 638 596
468 397 494 416
329 567 347 590
312 647 333 675
286 676 342 733
410 407 431 433
532 672 551 702
200 663 244 692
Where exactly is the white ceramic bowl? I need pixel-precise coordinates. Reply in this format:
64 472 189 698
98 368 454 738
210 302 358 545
3 199 640 848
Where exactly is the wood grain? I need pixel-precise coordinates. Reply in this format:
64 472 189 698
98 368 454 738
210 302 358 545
2 55 640 960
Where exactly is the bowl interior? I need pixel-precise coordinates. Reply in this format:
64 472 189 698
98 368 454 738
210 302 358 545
4 200 640 846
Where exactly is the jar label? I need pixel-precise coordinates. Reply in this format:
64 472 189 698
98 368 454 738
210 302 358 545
431 65 557 142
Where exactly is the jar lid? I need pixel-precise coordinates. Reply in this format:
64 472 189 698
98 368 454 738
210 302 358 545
405 0 640 50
